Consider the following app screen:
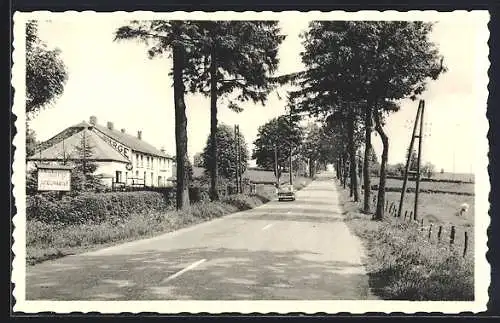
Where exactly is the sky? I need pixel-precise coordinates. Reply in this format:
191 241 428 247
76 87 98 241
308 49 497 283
27 12 489 174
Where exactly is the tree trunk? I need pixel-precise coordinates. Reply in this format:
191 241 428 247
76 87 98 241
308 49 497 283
173 42 190 210
209 47 219 201
335 158 340 179
374 111 389 220
363 104 373 213
347 113 359 202
343 154 348 189
339 157 344 185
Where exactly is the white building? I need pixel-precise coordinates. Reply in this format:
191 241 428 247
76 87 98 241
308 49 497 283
27 116 175 188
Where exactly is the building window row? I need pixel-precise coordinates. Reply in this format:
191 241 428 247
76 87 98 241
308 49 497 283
133 152 171 171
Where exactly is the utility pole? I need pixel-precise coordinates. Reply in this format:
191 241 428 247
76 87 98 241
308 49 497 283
414 101 425 221
236 125 242 193
234 125 240 193
398 100 425 220
289 106 293 186
274 143 279 189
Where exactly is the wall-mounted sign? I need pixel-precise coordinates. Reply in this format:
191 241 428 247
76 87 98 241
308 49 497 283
37 165 72 191
94 130 131 160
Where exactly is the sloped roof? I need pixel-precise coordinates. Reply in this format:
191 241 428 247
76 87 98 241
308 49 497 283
93 124 171 158
27 128 130 163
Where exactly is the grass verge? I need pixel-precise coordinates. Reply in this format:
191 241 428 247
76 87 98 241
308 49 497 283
27 193 272 266
339 185 474 301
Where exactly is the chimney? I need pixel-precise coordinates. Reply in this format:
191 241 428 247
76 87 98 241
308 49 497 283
121 128 126 133
107 122 114 130
160 147 166 154
89 116 97 125
137 130 142 140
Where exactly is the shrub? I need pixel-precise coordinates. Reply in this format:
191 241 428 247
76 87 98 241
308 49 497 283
27 191 169 225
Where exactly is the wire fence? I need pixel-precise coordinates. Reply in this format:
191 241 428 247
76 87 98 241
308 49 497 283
368 194 471 258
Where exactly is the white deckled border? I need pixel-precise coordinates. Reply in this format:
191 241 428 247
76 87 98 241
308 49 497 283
11 10 491 314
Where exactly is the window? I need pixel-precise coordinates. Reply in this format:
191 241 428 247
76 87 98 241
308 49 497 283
135 154 139 168
116 171 122 183
140 155 144 167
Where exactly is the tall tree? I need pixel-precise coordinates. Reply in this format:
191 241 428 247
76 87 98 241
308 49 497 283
201 123 248 183
364 22 445 220
252 115 303 182
115 20 204 210
290 21 444 218
184 21 284 201
26 21 68 119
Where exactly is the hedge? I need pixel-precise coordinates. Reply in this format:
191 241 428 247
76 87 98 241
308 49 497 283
27 191 170 225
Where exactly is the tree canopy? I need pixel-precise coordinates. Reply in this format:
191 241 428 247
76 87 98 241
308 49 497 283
289 20 445 218
252 115 303 180
201 123 248 181
26 21 68 119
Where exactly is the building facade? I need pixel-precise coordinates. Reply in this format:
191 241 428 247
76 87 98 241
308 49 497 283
27 116 175 189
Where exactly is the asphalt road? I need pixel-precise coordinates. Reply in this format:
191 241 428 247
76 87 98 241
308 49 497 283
26 171 377 300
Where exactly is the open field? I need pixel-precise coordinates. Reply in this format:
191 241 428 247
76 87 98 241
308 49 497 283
370 177 474 195
431 172 475 182
382 191 474 228
373 191 474 254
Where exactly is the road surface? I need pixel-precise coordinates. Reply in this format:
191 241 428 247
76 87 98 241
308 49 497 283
26 172 377 300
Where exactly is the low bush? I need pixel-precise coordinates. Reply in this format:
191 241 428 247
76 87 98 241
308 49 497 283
27 191 169 225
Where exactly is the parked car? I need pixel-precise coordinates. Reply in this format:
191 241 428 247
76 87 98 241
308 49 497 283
278 184 295 201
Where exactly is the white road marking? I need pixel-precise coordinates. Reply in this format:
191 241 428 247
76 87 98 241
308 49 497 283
262 224 273 231
287 211 292 214
162 259 207 283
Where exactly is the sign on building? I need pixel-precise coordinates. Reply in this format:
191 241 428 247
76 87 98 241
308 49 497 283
37 165 72 191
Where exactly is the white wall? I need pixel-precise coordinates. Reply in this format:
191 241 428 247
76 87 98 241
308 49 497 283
129 151 173 187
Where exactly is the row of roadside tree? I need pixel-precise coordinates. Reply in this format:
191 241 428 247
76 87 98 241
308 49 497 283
26 19 445 219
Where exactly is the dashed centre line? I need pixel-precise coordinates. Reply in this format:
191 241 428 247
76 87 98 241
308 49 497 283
262 224 273 231
161 259 207 283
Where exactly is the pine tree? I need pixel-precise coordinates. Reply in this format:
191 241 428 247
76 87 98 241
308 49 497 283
71 131 101 192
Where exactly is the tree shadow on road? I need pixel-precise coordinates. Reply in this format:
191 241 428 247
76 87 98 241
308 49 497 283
26 247 377 301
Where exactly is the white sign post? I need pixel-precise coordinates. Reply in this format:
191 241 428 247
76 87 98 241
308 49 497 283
37 165 72 192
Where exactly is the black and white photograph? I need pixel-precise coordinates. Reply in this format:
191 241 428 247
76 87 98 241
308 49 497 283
12 10 490 313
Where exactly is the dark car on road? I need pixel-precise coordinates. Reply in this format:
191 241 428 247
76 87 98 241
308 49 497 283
278 184 295 201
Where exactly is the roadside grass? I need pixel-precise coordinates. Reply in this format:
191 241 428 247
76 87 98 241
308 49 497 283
26 193 272 266
341 187 474 301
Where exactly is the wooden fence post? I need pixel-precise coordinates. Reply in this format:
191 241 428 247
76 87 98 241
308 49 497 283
409 211 413 221
450 226 456 245
420 218 424 231
428 223 432 239
438 225 442 242
385 200 388 211
463 231 468 257
404 210 408 219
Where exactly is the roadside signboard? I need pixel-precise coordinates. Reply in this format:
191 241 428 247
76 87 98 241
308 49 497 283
37 164 72 191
